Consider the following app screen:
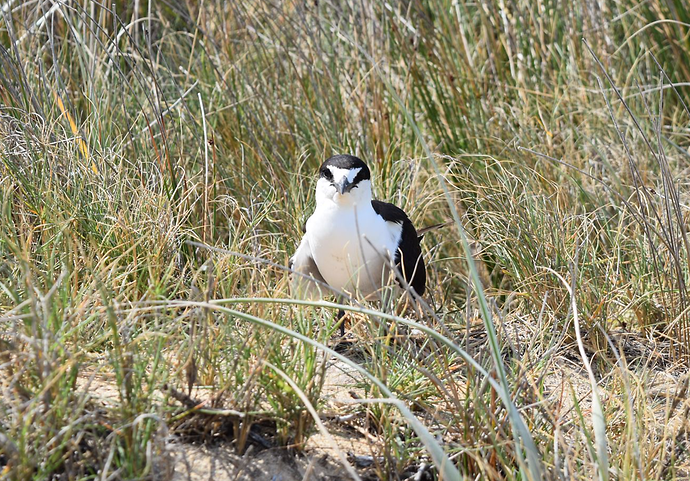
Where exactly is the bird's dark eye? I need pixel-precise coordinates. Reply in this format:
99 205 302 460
321 169 333 181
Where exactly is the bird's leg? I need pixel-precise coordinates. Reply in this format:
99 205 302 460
335 295 347 336
336 308 346 337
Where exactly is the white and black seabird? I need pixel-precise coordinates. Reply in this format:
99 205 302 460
290 154 426 330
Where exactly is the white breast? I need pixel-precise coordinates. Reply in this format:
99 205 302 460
306 202 402 297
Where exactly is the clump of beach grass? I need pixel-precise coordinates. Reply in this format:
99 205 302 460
1 1 690 479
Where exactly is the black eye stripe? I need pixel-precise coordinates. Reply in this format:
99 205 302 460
319 167 369 186
318 155 371 183
352 170 368 184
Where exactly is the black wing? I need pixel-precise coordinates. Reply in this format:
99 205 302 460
371 200 426 296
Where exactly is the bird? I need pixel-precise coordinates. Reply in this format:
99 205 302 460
290 154 426 334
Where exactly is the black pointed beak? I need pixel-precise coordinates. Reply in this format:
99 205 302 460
334 178 352 195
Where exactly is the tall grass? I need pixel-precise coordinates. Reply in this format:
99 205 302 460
1 0 689 479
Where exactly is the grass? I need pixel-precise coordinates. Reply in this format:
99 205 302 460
1 0 690 479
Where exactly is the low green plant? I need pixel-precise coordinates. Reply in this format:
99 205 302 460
2 0 690 479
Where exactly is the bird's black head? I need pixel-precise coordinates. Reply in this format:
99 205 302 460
318 155 371 196
319 154 371 177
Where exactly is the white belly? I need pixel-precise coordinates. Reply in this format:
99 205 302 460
306 204 401 296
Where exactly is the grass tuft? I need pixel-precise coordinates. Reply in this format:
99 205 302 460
1 0 690 479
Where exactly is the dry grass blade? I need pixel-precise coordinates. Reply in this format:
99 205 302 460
545 266 609 481
2 0 690 479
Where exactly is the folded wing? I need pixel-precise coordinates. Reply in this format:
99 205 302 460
371 200 426 296
289 235 328 299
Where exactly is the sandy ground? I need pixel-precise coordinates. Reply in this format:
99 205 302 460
170 444 349 481
167 357 378 481
76 356 380 481
37 321 690 480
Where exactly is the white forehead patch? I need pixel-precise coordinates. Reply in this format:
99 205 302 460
327 166 362 183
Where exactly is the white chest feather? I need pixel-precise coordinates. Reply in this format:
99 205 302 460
306 202 402 296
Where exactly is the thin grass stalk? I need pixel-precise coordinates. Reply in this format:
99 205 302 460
545 267 609 481
597 325 644 479
199 92 210 244
263 361 361 481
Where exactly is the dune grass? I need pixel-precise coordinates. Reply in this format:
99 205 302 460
1 0 690 479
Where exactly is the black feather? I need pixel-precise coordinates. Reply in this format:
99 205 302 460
320 155 371 181
371 200 426 296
